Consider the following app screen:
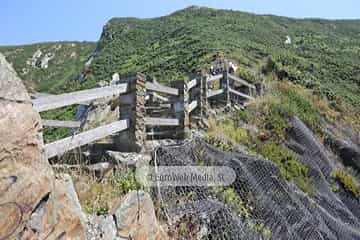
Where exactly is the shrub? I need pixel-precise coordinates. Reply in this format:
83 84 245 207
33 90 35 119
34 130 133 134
235 110 251 123
251 223 271 240
217 188 251 218
331 168 360 198
222 122 248 145
204 135 235 152
260 141 314 195
249 81 323 138
111 171 142 194
206 117 250 150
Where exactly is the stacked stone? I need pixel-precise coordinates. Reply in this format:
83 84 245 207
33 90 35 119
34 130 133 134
200 71 209 117
170 80 190 139
118 73 147 152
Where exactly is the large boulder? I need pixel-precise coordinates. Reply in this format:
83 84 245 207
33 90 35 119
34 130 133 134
0 53 86 239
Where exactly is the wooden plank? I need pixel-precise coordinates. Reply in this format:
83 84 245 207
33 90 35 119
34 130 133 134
229 88 254 100
42 120 81 128
207 89 224 98
145 117 179 126
146 82 178 96
146 130 177 136
207 74 223 82
45 120 129 158
32 93 91 106
152 92 169 102
228 74 256 89
33 84 128 112
187 78 198 90
189 100 198 113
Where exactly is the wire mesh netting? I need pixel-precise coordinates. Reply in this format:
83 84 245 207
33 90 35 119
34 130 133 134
150 117 360 240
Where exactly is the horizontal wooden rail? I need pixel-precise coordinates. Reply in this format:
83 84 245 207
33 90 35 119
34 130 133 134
207 89 224 98
228 74 256 89
33 84 128 112
229 88 254 100
152 92 169 102
146 82 178 96
145 117 180 126
42 120 81 128
187 78 198 90
145 104 172 110
146 130 178 136
32 93 91 106
45 120 129 158
189 100 198 113
207 74 223 82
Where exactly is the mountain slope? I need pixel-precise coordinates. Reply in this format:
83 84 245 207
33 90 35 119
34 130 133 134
85 6 359 112
0 41 95 93
1 6 359 139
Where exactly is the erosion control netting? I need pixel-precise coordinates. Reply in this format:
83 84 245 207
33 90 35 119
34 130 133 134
151 118 360 239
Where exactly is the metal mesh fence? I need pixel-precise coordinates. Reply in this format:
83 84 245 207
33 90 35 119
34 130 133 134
150 119 360 240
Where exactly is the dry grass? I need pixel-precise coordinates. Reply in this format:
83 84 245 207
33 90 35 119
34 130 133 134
70 170 141 215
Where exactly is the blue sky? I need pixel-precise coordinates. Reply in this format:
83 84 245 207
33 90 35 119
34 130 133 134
1 0 359 45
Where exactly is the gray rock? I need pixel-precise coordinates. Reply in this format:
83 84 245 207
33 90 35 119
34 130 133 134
106 151 151 166
40 52 55 69
28 49 43 67
86 215 117 240
111 190 166 239
0 53 30 101
27 200 47 232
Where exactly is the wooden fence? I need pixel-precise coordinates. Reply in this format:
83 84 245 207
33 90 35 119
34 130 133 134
32 67 257 158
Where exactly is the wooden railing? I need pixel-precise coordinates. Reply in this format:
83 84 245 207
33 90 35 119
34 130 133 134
32 84 128 112
34 66 257 157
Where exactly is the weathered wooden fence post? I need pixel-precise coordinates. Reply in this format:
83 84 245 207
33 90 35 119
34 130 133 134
170 80 189 139
117 73 146 152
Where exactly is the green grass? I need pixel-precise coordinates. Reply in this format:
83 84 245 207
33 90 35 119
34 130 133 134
265 82 322 137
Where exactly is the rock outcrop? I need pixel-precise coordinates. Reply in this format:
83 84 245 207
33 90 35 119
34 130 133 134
0 53 86 239
85 190 167 240
1 53 168 240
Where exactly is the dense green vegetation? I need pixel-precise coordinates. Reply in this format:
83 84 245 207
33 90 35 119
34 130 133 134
0 41 95 93
0 5 358 207
1 7 359 143
85 6 360 115
40 105 79 143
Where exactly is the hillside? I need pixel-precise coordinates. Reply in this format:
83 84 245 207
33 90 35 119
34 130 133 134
0 41 95 93
85 6 360 113
1 6 358 153
1 6 360 240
